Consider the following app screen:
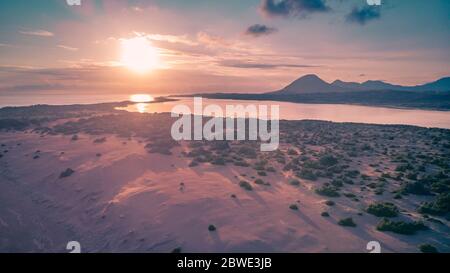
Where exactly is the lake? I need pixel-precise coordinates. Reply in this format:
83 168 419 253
118 97 450 129
1 93 450 129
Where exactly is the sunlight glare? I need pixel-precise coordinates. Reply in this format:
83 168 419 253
130 94 154 103
120 37 159 73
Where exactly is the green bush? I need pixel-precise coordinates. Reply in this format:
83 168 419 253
255 179 270 186
419 244 438 253
338 217 356 227
59 168 75 178
376 218 427 235
321 212 330 217
288 179 300 186
366 202 399 217
189 160 199 167
331 179 343 187
296 169 317 181
289 204 299 210
315 185 340 197
208 225 216 231
418 193 450 215
239 181 253 191
402 181 430 195
325 200 335 206
212 157 226 165
257 171 267 176
319 155 338 167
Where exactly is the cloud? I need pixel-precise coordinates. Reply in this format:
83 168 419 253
245 24 278 37
133 32 198 46
197 32 232 47
346 6 381 25
19 29 54 37
260 0 330 18
219 60 319 69
57 45 79 51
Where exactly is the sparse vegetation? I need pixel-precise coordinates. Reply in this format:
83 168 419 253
366 202 399 217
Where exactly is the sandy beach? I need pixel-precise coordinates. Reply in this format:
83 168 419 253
0 103 449 253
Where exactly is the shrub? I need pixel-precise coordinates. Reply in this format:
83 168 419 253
343 193 356 198
189 160 199 167
315 185 340 197
419 244 438 253
212 157 226 165
338 217 356 227
376 219 427 235
255 179 268 185
418 193 450 215
239 181 253 191
289 204 299 210
257 171 267 176
288 179 300 186
171 247 182 253
93 137 107 144
331 179 343 187
393 193 402 199
402 181 430 195
430 180 450 193
59 168 75 178
319 155 338 167
296 169 317 181
366 202 399 217
325 200 335 206
321 212 330 217
208 225 216 231
234 161 250 167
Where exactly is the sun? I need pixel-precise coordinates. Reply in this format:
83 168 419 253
130 94 154 103
120 37 159 73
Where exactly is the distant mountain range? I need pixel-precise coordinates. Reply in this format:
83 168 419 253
270 74 450 94
184 74 450 110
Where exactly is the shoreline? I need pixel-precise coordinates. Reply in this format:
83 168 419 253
173 92 450 112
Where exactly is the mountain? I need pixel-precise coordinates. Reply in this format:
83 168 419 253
271 74 450 94
413 77 450 92
272 74 347 94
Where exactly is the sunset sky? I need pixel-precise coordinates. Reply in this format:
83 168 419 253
0 0 449 94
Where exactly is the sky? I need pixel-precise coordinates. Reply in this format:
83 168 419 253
0 0 449 95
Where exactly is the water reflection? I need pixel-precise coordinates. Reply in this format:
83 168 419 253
135 103 149 113
116 98 450 129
